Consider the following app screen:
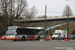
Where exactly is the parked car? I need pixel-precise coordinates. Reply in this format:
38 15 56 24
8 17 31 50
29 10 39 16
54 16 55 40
69 35 75 39
0 35 6 40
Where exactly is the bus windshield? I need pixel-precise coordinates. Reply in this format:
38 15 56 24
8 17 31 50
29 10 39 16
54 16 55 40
6 30 16 35
8 26 19 30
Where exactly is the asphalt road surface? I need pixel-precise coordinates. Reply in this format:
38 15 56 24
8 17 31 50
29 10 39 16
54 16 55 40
0 40 75 50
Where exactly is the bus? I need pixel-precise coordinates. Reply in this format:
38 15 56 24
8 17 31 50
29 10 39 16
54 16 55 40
6 26 44 41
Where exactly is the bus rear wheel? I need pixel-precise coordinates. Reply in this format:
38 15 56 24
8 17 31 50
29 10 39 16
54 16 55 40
22 36 25 41
14 40 16 41
38 36 40 40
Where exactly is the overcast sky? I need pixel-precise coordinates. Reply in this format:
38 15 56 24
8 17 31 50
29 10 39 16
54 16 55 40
27 0 75 17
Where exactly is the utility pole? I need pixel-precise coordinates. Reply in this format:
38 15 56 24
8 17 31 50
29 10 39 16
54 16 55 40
5 0 8 32
44 5 47 39
67 9 69 39
65 8 69 41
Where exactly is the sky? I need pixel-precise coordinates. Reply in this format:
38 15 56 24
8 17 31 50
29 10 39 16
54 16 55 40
27 0 75 17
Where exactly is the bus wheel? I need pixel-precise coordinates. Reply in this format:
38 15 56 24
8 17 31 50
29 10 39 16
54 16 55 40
38 36 40 40
14 40 16 41
22 36 25 41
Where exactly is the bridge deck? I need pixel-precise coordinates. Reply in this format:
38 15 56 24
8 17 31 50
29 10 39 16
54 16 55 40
14 16 75 23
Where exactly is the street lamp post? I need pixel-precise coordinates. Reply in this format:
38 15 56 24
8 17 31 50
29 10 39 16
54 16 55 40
44 5 47 39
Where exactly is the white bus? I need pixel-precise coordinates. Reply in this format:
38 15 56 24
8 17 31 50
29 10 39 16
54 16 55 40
6 26 44 41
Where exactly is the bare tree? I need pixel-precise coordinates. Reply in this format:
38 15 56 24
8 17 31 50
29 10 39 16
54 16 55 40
15 0 27 19
15 0 27 26
0 0 28 26
25 6 38 19
62 5 73 16
7 0 15 26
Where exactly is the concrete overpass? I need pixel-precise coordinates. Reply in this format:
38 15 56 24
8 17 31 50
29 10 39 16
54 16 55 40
14 16 75 23
45 21 75 35
46 21 75 31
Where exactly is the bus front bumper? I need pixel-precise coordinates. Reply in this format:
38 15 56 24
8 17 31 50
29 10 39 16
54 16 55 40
6 38 16 40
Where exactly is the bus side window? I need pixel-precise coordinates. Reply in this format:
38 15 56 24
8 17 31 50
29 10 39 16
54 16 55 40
25 29 30 35
59 33 60 35
22 29 25 35
31 30 36 35
17 29 21 35
37 31 44 35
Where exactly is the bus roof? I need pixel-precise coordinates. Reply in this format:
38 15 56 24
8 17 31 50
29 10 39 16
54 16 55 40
8 26 19 28
17 27 44 30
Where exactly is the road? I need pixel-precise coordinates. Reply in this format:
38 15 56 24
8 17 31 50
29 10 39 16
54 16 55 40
0 40 75 50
